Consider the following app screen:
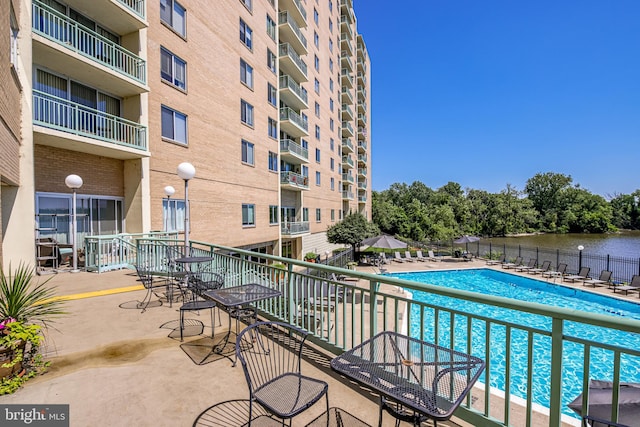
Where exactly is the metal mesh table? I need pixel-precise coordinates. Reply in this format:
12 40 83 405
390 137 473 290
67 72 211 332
330 331 485 426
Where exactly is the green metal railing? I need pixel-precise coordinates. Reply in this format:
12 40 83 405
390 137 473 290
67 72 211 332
116 0 146 20
32 1 146 84
134 238 640 426
33 90 147 151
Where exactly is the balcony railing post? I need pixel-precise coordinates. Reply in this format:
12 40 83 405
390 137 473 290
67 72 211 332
549 317 564 426
368 279 378 339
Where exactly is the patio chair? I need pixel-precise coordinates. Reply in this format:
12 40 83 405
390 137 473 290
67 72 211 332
502 256 523 269
427 250 441 262
515 258 537 272
236 321 329 426
134 265 166 313
563 267 591 283
528 260 551 275
414 250 427 262
542 263 567 279
613 275 640 295
404 251 416 262
584 270 612 288
393 252 405 263
486 254 506 266
462 252 474 261
178 271 222 341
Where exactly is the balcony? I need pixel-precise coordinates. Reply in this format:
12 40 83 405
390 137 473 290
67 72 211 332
341 121 354 137
358 195 367 203
33 90 147 159
278 11 308 54
340 20 354 40
340 34 354 56
281 221 310 236
342 155 354 169
32 0 147 95
341 104 354 121
358 153 367 164
341 86 353 104
358 113 367 126
280 107 309 138
341 51 353 71
342 173 354 184
340 14 353 27
358 180 367 190
357 88 367 100
280 139 309 164
357 72 366 86
279 75 308 110
341 137 354 153
342 191 354 200
341 69 353 88
358 100 366 114
357 56 366 73
280 171 309 190
358 126 367 139
358 140 367 152
358 167 367 177
279 43 308 82
280 0 307 27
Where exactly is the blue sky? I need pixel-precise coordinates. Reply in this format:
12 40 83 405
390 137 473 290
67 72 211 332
353 1 640 198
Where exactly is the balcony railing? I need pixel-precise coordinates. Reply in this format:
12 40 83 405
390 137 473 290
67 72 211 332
135 238 640 427
342 173 354 183
279 75 308 105
358 195 367 203
116 0 146 20
281 221 309 235
280 171 309 189
342 121 354 135
342 191 354 200
358 180 367 189
280 107 309 132
357 168 367 177
278 11 307 49
33 90 147 151
358 140 367 151
342 156 354 168
279 43 308 78
341 138 354 152
341 104 354 119
32 0 146 84
280 138 308 161
358 154 367 163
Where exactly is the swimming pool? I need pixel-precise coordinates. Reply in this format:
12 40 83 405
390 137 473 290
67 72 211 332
388 268 640 420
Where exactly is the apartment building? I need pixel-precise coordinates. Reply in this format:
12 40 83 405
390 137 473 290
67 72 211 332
0 0 371 269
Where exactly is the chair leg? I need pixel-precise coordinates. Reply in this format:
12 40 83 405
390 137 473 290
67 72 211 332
180 309 184 342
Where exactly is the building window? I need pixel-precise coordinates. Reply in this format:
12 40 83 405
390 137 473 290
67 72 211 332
267 14 276 40
241 100 254 126
240 19 253 50
315 148 321 163
163 198 185 232
268 117 277 139
241 139 255 165
268 151 278 171
242 204 255 227
314 31 319 48
314 55 320 71
329 58 333 72
267 49 276 73
315 171 321 186
269 205 279 224
330 158 334 171
315 125 320 139
314 8 319 25
315 208 321 222
240 0 252 12
329 98 334 112
331 209 335 221
330 118 334 131
303 208 309 222
301 139 308 150
161 105 187 144
330 177 335 190
240 59 253 89
329 0 333 12
160 0 186 37
339 209 343 220
330 138 334 151
314 102 320 118
161 47 186 90
329 78 334 92
10 4 18 69
328 18 333 33
329 39 333 53
268 83 277 106
314 78 320 94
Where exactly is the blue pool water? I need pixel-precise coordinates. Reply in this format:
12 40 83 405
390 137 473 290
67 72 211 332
388 269 640 420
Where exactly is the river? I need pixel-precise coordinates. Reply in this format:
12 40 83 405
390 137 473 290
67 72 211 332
480 231 640 258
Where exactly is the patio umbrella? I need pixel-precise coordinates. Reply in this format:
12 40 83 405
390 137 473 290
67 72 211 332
361 235 407 250
454 235 480 244
568 380 640 426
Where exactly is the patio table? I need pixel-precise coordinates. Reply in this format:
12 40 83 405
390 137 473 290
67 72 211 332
330 331 485 427
202 283 282 365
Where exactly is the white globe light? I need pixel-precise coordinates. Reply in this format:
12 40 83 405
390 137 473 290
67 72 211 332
577 245 584 251
65 174 83 189
177 162 196 180
164 185 176 197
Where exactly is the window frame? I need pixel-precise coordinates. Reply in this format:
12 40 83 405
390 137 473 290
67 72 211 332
269 205 279 225
240 19 253 50
160 0 186 37
267 49 277 73
161 47 187 90
268 151 278 172
161 105 188 145
241 99 254 127
315 208 321 222
242 203 256 227
267 83 277 106
268 117 278 139
240 59 254 89
241 139 255 166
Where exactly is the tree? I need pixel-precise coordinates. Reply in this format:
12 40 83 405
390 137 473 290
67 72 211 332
524 172 573 231
326 213 378 260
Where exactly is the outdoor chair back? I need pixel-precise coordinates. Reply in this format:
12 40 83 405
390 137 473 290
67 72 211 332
134 265 165 313
236 321 329 424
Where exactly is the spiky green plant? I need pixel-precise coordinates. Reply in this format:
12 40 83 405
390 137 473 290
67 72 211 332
0 263 66 325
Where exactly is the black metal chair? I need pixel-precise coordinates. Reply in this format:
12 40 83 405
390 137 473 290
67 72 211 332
236 321 329 426
179 270 224 342
134 265 166 312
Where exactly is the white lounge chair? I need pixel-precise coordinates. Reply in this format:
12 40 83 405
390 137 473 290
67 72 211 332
393 252 405 263
414 250 427 262
404 251 416 262
427 250 440 262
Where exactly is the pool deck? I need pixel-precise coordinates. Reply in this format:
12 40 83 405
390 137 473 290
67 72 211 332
2 257 627 426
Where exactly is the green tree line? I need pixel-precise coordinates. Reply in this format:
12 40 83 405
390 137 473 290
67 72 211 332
371 172 640 241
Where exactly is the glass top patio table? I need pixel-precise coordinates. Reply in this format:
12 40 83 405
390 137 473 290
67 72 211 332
330 331 485 426
203 283 282 308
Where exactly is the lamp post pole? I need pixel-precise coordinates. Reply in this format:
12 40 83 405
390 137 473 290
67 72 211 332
65 174 83 273
177 163 196 256
163 185 175 233
578 245 584 271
